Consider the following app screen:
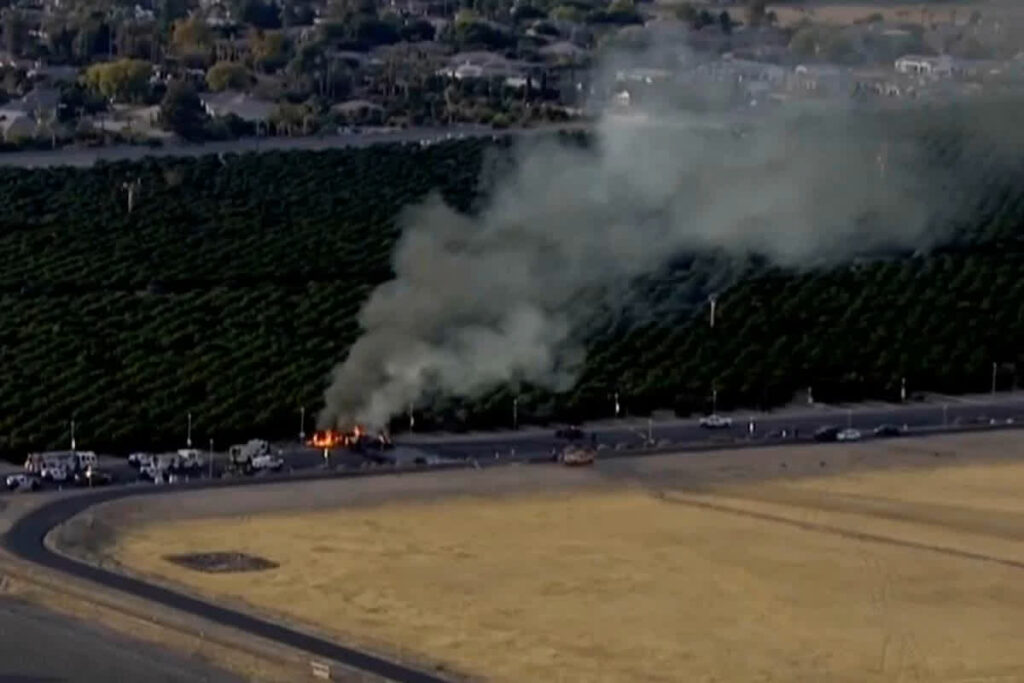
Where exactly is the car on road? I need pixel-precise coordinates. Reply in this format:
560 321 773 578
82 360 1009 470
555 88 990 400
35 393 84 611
250 454 284 472
73 468 113 487
128 452 152 468
814 426 840 442
5 473 40 492
837 428 862 442
554 426 585 440
873 424 904 437
699 415 733 429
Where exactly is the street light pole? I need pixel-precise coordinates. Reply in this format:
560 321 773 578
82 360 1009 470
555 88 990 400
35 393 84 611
208 438 214 479
187 411 192 448
712 386 718 415
992 361 998 394
900 376 906 403
708 294 718 329
299 406 306 442
69 419 76 451
408 403 415 432
513 397 519 431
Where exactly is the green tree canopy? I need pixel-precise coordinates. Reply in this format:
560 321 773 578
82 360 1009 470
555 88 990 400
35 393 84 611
159 80 208 140
83 59 153 103
206 61 251 92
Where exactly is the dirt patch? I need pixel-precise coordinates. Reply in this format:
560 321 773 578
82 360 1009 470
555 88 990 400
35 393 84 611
164 552 278 573
47 511 119 567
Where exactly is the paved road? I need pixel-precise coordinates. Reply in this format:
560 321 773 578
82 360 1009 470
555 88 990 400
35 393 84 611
0 595 242 683
402 395 1024 461
5 395 1024 682
3 472 452 683
0 123 587 169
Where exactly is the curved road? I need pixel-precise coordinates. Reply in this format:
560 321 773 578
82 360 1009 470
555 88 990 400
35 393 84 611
5 399 1024 682
2 472 450 683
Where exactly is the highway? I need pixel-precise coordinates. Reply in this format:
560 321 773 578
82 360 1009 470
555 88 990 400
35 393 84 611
4 393 1024 682
0 122 588 169
401 394 1024 461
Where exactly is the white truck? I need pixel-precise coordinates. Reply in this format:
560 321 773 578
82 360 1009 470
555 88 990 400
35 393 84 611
228 439 281 473
25 450 96 478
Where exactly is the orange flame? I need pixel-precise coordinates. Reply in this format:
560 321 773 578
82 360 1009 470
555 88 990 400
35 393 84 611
307 426 382 449
308 430 343 448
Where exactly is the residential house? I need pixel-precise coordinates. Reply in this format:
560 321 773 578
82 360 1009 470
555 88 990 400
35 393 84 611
0 111 35 141
200 91 275 130
27 62 78 84
792 64 851 95
895 54 954 77
539 40 588 65
0 87 61 142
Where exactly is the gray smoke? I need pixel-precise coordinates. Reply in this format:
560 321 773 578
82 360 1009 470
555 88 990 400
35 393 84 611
320 45 972 430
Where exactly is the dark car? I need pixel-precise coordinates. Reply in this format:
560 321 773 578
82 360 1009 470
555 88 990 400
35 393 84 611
555 426 585 440
813 426 840 442
74 469 113 487
873 424 903 438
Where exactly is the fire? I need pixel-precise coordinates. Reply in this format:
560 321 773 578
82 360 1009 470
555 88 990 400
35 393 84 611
308 430 343 448
307 426 383 449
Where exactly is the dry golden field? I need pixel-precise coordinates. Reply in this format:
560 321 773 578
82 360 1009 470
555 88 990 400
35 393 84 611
109 444 1024 683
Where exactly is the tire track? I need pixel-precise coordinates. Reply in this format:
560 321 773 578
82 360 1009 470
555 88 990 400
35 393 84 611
648 489 1024 571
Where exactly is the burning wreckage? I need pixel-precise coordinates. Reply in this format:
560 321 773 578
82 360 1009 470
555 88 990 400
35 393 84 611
307 426 395 464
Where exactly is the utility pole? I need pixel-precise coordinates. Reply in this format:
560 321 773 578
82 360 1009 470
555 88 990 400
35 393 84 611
512 397 519 431
299 406 306 442
408 403 415 432
121 177 140 214
647 417 653 445
712 385 718 415
900 376 906 403
614 391 621 418
69 418 76 451
208 438 214 479
186 411 193 448
992 361 998 394
708 293 718 329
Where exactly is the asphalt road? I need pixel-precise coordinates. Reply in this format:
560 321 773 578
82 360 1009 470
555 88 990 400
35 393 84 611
0 595 242 683
0 123 587 169
402 395 1024 461
3 472 452 683
5 395 1024 682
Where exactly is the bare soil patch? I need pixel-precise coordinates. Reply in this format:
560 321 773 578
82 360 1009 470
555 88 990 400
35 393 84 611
164 552 279 574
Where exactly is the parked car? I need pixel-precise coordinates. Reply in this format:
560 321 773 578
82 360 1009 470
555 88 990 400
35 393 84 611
73 468 113 487
837 428 862 442
873 424 903 437
814 426 840 442
6 473 40 492
128 452 152 468
699 415 733 429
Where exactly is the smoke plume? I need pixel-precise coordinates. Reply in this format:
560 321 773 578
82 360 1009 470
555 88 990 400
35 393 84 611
320 40 981 430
